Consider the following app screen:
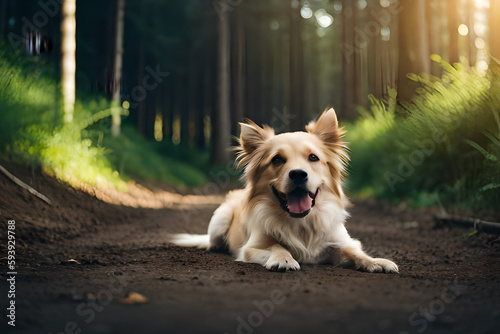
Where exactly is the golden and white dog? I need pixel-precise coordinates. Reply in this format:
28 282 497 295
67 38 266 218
170 109 398 273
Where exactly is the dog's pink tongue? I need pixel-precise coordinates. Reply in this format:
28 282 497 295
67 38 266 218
287 192 312 214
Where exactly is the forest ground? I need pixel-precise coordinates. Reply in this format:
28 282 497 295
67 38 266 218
0 160 499 334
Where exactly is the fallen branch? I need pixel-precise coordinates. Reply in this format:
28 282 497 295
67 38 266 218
434 215 500 235
0 164 52 205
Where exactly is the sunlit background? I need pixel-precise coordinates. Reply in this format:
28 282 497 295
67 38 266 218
2 0 498 141
0 0 499 212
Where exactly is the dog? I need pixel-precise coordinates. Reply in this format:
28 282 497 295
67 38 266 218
169 108 398 273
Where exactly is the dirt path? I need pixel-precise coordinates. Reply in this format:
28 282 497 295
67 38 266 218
1 163 499 334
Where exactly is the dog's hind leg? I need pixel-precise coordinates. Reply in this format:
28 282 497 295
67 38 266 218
207 201 234 252
170 202 232 251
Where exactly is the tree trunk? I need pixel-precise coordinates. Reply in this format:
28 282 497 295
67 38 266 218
232 6 245 137
305 26 319 119
447 0 459 64
188 50 199 148
259 20 268 124
467 0 476 66
283 33 291 132
490 0 500 61
246 44 256 124
180 71 190 146
397 0 430 101
211 9 231 164
0 0 7 39
271 25 283 116
374 24 383 98
289 0 305 130
194 64 206 150
145 77 156 140
352 4 365 113
366 0 379 98
61 0 76 124
427 0 442 76
341 0 354 119
136 44 146 136
105 0 116 98
204 60 215 147
168 79 176 143
162 82 172 143
111 0 125 136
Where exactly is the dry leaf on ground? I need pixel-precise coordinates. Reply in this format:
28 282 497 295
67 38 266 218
120 292 149 305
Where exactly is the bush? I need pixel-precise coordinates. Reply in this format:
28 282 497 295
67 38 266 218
99 125 208 187
0 43 207 190
346 56 500 211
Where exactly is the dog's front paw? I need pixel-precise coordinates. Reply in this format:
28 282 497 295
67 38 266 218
363 258 399 273
265 253 300 271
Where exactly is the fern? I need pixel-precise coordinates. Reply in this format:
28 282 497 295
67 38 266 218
347 55 500 211
465 139 498 161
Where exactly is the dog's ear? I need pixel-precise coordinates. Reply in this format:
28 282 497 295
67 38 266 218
239 121 274 154
305 108 340 143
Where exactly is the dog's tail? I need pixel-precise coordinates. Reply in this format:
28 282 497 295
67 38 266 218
168 233 210 249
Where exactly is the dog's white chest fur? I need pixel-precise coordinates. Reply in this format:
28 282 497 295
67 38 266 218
248 203 348 263
242 199 350 263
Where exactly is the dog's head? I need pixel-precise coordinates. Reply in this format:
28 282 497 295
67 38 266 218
236 108 348 218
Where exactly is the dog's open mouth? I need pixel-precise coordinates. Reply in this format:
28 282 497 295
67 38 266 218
272 186 319 218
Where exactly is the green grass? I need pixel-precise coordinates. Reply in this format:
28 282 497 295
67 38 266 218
98 125 208 187
0 43 207 190
346 56 500 211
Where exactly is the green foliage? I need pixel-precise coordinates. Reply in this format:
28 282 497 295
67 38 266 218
464 109 500 203
0 43 206 190
99 125 208 187
0 45 125 189
17 125 127 190
346 57 500 210
0 44 60 147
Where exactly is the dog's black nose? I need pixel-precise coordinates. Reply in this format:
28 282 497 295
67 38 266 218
289 169 308 185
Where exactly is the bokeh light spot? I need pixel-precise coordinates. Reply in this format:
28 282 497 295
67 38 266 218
458 24 469 36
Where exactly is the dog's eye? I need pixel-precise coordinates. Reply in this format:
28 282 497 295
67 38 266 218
309 154 319 162
271 155 285 165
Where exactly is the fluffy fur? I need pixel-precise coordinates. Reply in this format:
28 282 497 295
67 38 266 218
169 109 398 273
